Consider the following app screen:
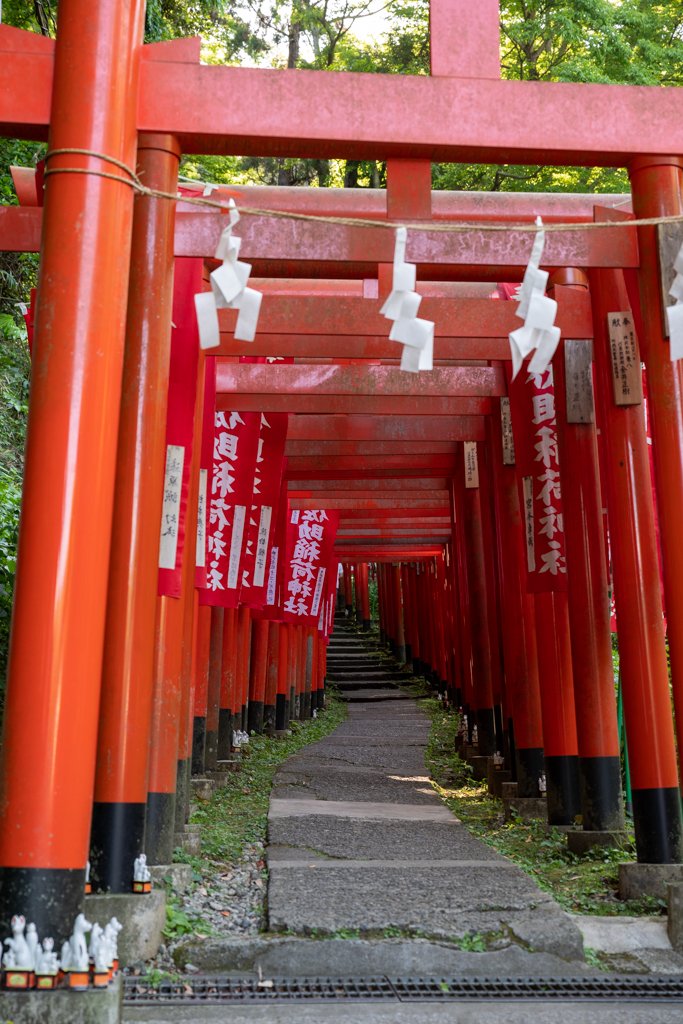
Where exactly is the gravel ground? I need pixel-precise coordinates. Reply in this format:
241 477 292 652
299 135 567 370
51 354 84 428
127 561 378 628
142 842 267 974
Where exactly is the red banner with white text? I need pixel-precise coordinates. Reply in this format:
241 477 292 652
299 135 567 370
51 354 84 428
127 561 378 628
201 409 261 607
282 509 340 626
240 412 288 609
507 365 568 592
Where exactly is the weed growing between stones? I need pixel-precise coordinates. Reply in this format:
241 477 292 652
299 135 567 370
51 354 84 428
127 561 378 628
147 695 350 970
188 695 347 867
420 697 665 919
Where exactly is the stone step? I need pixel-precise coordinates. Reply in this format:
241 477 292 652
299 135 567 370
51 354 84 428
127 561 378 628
339 689 413 702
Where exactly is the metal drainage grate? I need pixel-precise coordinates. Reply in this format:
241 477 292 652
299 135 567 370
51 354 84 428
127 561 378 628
124 976 395 1003
124 974 683 1005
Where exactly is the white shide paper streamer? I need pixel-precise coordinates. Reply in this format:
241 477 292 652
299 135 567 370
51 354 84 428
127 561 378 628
667 239 683 361
508 217 561 379
195 199 262 349
380 227 434 373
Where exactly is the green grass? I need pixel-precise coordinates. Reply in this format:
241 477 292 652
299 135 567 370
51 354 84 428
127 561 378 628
420 698 665 918
186 696 347 870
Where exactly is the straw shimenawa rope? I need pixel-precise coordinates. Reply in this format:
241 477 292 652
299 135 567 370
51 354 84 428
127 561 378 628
43 147 683 235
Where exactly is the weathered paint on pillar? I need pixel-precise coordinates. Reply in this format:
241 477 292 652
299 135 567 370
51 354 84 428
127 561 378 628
591 264 683 862
0 0 145 938
89 134 180 894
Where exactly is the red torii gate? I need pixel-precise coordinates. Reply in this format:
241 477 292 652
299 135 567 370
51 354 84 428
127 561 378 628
1 0 683 951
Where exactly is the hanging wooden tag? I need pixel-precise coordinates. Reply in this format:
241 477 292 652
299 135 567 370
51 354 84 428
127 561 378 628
607 312 642 406
657 221 683 331
464 441 479 488
522 476 535 572
500 397 516 464
564 339 595 423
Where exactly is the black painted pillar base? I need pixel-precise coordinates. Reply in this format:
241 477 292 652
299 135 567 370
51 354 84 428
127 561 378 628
516 747 544 798
632 787 683 863
396 645 406 664
493 704 504 750
241 704 248 733
379 628 386 644
217 709 233 760
362 619 371 632
205 729 218 772
579 755 624 832
546 754 581 826
303 692 313 719
248 700 264 735
345 604 353 616
0 867 84 947
145 790 176 864
275 693 290 731
317 687 325 710
405 643 412 664
192 716 206 774
507 718 517 782
264 702 276 734
174 758 190 831
90 801 146 893
475 707 496 757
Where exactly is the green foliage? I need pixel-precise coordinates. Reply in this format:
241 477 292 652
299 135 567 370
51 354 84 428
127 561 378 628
163 896 213 940
422 699 663 918
190 697 347 866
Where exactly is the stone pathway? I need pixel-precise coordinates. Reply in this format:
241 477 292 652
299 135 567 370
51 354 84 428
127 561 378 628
126 624 683 1021
266 697 583 959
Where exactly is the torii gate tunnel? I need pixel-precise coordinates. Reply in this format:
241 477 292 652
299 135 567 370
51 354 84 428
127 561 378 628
2 0 683 944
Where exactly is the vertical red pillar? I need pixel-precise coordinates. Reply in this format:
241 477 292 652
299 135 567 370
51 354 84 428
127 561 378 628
343 564 353 615
264 621 279 734
377 563 386 644
453 447 496 755
0 0 145 936
591 265 682 862
400 565 413 668
450 478 475 723
488 399 545 795
89 134 180 894
205 607 224 771
146 595 184 864
551 274 623 832
276 623 291 732
248 618 269 734
392 563 406 664
629 158 683 779
358 562 371 631
190 605 212 774
174 359 206 831
237 606 252 732
218 607 238 758
534 592 581 824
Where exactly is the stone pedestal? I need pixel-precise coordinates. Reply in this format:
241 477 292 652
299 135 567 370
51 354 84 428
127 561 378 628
619 862 683 901
668 883 683 951
501 781 518 800
85 891 166 965
467 755 490 782
190 777 215 802
149 863 194 894
175 824 202 857
487 763 511 797
567 830 627 856
0 976 121 1024
503 796 547 822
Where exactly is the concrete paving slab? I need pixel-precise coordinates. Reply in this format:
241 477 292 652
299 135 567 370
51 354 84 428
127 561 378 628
271 765 439 804
575 914 671 953
125 1004 683 1024
284 749 427 771
339 690 413 702
267 863 577 945
269 799 456 821
170 935 594 977
268 817 505 862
